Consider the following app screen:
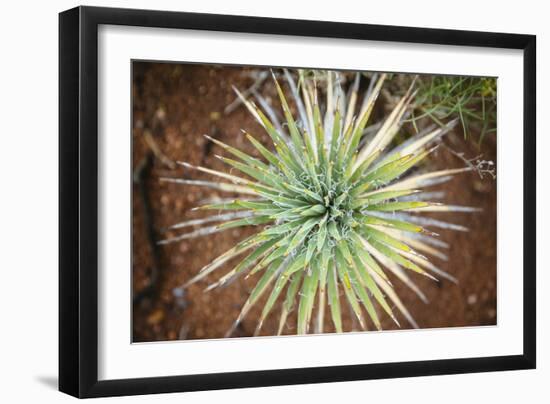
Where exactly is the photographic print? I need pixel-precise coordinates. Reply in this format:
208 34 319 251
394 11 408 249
131 62 497 342
59 8 536 396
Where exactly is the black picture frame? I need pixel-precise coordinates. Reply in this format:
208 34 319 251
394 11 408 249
59 5 536 398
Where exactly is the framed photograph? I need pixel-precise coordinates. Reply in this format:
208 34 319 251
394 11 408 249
59 6 536 398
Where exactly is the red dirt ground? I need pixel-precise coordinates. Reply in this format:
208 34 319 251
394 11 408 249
131 62 497 342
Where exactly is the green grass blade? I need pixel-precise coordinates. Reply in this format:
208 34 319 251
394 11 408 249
217 215 272 230
277 272 303 335
335 249 366 330
370 239 437 281
205 134 269 170
255 270 293 335
365 201 430 212
327 262 343 333
297 260 320 334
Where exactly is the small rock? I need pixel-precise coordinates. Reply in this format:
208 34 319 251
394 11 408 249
178 324 190 340
155 107 166 122
147 308 165 325
172 287 188 309
473 180 491 193
209 111 221 121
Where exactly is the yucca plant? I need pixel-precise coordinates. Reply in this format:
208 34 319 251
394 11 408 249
160 69 477 337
